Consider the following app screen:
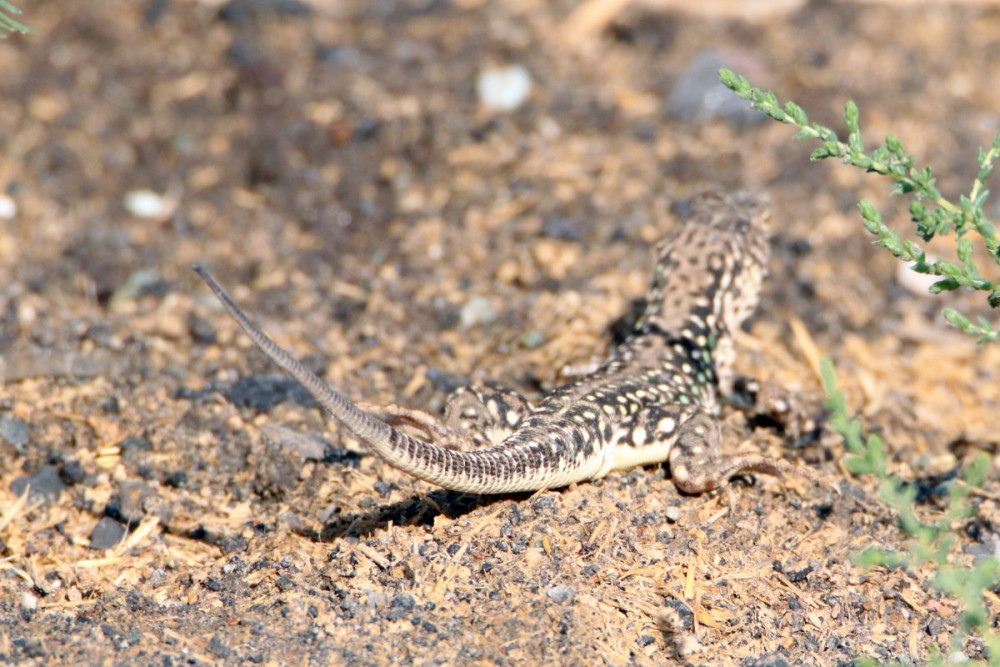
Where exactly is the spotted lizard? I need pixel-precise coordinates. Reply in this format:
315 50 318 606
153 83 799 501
194 189 818 495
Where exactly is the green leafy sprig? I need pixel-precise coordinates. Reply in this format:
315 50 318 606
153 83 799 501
822 359 999 664
0 0 30 37
720 69 1000 342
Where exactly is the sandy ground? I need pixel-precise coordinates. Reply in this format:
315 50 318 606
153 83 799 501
2 0 1000 664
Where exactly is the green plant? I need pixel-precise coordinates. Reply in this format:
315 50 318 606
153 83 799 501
719 68 1000 342
0 0 29 37
822 359 999 665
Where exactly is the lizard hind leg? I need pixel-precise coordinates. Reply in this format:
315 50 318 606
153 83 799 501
443 386 535 448
668 411 823 494
355 401 463 448
358 385 535 451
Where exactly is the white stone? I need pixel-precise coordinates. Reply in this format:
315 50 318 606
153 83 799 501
477 64 533 112
0 194 16 219
124 189 170 219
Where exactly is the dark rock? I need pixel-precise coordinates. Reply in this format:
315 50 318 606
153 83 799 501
222 375 316 412
21 639 47 659
59 459 88 486
0 414 29 452
541 215 584 241
217 0 311 24
90 517 127 550
426 369 466 393
143 0 170 25
772 560 813 583
390 594 415 611
663 599 694 631
187 314 217 344
667 51 768 127
531 496 556 512
209 636 231 659
217 536 248 554
314 45 364 68
11 465 66 504
226 37 284 90
119 437 152 452
163 470 188 488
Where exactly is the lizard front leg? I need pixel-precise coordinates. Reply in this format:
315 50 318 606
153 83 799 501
668 411 821 494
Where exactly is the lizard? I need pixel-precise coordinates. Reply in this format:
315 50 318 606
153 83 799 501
194 189 820 495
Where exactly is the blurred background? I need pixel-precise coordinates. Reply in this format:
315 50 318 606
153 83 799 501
2 1 1000 664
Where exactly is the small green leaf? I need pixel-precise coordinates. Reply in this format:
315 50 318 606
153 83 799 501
819 358 839 398
930 278 961 293
844 100 860 133
858 200 880 222
852 155 873 170
957 238 979 277
718 69 751 97
784 101 808 126
963 453 990 488
810 146 831 161
848 131 864 156
944 308 971 329
886 135 904 157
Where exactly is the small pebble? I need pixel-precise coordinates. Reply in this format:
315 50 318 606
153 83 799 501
90 517 127 550
665 506 682 522
477 64 532 112
0 414 30 453
223 375 316 412
390 594 416 611
545 584 575 605
58 459 89 486
261 425 327 461
519 330 546 349
366 591 388 609
163 471 189 489
217 0 311 23
148 569 167 588
459 296 497 329
124 189 171 219
21 591 37 612
0 194 16 219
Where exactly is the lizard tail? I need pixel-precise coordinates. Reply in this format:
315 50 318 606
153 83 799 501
193 266 584 494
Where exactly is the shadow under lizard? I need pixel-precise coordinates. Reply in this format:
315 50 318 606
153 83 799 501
194 189 818 494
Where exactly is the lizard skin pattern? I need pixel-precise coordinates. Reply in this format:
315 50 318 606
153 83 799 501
195 189 814 494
